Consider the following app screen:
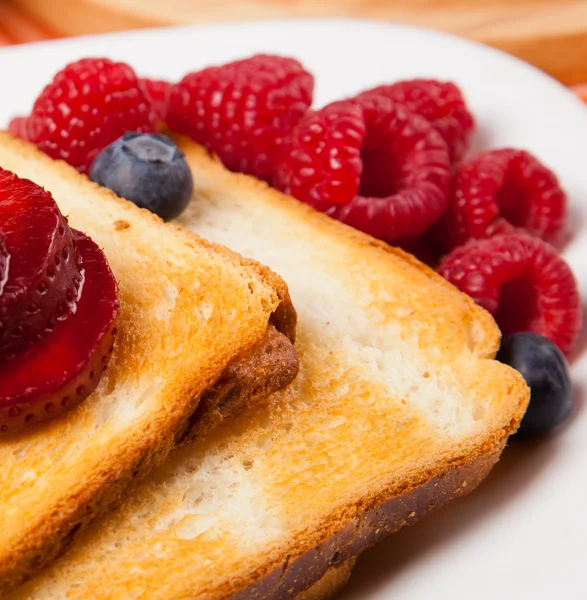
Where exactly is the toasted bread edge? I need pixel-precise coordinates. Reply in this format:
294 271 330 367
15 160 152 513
296 558 356 600
233 443 504 600
173 134 502 361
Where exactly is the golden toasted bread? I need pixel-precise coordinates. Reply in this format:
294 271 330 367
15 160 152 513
0 132 297 595
6 138 528 599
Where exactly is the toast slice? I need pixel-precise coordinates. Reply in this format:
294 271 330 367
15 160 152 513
6 138 529 600
0 133 298 595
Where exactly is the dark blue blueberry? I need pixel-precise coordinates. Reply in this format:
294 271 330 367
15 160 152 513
497 332 573 438
90 132 193 221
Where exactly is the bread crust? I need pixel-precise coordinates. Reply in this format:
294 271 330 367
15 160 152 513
233 446 503 600
295 559 356 600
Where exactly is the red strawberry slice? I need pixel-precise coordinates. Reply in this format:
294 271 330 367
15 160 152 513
0 168 82 360
0 230 119 435
0 234 7 296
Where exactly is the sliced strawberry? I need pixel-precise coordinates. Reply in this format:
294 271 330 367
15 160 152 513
0 168 82 360
0 230 119 435
0 233 7 296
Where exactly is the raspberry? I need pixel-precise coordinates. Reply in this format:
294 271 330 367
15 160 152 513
275 95 451 242
0 234 7 296
438 233 581 353
356 79 474 161
17 58 156 173
273 100 366 212
167 54 314 182
434 149 567 252
8 116 31 140
139 78 171 123
396 235 440 268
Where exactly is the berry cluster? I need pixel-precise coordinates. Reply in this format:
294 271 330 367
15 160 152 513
7 54 581 352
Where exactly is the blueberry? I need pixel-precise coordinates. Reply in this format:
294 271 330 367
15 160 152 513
90 132 193 221
496 332 573 438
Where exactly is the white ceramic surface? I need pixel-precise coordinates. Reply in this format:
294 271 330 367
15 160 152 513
0 19 585 599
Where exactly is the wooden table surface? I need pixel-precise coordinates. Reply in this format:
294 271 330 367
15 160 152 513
3 0 587 88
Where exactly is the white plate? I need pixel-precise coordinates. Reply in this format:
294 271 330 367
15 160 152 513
0 18 586 600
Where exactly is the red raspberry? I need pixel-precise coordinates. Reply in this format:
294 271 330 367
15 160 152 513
438 233 581 353
434 149 567 252
16 58 156 173
356 79 474 161
396 234 441 268
275 94 451 242
139 78 171 123
0 234 7 296
8 116 31 140
273 100 365 212
167 54 314 182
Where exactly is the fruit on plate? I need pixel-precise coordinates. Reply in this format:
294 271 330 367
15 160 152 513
0 233 8 295
275 95 452 242
0 169 119 434
355 79 475 162
8 58 156 174
497 332 573 438
438 232 581 353
273 100 365 212
90 132 193 221
0 168 82 360
167 54 314 182
434 148 567 252
139 78 172 124
7 116 30 141
4 53 581 364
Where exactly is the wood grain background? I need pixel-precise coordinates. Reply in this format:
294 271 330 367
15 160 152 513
3 0 587 85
